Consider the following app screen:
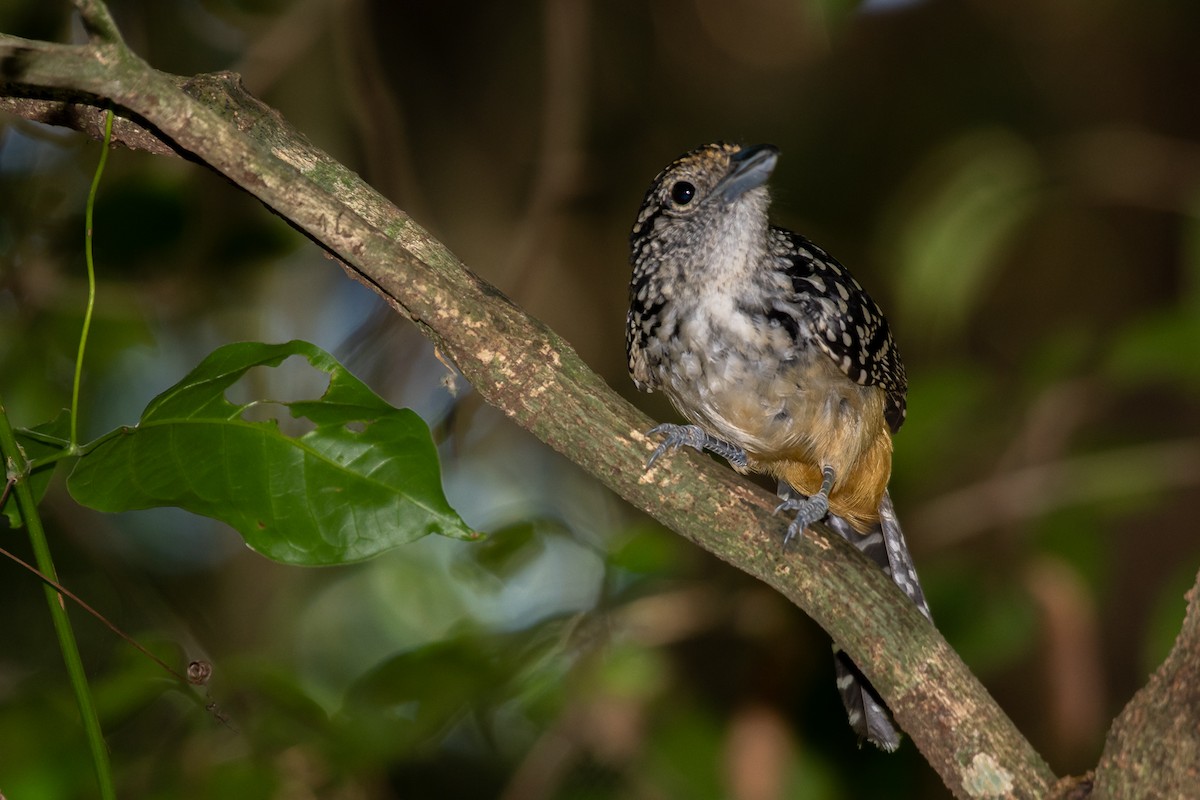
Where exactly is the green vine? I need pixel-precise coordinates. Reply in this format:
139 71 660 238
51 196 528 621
71 107 113 449
0 107 118 800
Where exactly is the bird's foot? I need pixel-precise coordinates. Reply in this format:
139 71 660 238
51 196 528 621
775 466 836 547
774 493 829 546
645 423 748 470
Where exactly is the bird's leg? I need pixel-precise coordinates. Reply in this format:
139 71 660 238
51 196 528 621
644 423 748 470
776 465 835 546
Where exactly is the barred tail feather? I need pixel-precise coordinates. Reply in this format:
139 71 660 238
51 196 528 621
781 483 931 750
856 490 933 622
833 647 901 751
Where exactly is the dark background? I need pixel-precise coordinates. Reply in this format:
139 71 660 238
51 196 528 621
2 0 1199 797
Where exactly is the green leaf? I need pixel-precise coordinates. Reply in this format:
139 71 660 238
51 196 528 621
67 340 474 565
3 411 71 529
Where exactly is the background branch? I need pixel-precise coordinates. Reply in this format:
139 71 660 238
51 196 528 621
1091 569 1200 798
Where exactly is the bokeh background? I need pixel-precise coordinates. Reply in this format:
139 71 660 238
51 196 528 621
3 0 1200 797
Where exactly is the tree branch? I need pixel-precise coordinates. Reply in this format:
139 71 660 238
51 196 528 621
74 0 125 47
1090 568 1200 799
0 14 1056 798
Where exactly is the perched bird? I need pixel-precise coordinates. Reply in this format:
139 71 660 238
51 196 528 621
626 142 932 750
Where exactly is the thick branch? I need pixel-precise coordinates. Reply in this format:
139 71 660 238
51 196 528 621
0 20 1054 798
1091 569 1200 798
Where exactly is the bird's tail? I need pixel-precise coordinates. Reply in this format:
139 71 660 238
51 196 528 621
782 483 931 751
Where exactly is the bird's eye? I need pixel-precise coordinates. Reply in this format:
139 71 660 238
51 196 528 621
670 181 696 206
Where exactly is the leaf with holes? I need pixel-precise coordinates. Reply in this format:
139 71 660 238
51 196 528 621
67 340 474 565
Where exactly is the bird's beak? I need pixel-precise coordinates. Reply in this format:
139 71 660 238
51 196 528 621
718 144 779 203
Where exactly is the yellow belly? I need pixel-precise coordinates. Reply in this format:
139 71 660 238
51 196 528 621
672 352 893 531
755 426 892 531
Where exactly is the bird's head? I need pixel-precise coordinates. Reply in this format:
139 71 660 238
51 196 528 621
630 142 779 284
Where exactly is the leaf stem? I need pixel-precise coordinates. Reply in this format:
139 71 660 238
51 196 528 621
0 396 116 799
15 427 72 448
28 425 127 471
71 107 113 447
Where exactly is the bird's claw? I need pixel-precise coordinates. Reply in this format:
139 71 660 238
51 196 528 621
774 492 830 548
644 423 701 469
643 423 748 470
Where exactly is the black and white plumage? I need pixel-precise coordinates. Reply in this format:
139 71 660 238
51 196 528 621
626 142 931 750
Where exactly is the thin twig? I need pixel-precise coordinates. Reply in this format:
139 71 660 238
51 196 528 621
0 543 183 681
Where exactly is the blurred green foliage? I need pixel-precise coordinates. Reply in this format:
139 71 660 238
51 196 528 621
3 0 1200 797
